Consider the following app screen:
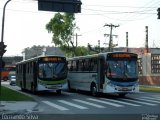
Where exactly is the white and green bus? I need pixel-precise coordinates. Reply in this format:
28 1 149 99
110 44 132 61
67 52 139 97
16 55 67 94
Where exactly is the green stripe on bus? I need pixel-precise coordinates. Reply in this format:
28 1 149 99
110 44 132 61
39 80 66 85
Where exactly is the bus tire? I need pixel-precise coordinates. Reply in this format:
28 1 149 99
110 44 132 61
31 83 37 94
56 90 61 94
91 83 98 97
67 80 72 92
20 81 25 91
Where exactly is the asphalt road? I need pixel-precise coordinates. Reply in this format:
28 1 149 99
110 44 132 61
2 81 160 120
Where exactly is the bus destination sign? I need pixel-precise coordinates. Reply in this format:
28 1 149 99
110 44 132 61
43 57 65 61
108 53 137 59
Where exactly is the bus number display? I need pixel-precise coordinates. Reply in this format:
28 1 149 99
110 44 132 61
112 54 131 58
43 57 64 61
108 53 137 59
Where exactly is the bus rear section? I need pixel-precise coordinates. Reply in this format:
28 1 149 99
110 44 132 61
1 66 16 81
1 70 9 81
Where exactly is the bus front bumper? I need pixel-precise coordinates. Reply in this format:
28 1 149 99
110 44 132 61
103 83 139 93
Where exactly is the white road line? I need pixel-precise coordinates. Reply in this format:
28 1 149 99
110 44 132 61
100 98 141 107
154 96 160 99
120 98 157 106
58 100 88 109
135 98 160 104
87 98 123 107
42 101 69 111
141 96 160 101
73 99 106 108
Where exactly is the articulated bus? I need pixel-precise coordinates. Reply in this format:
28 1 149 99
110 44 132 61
16 55 67 94
67 52 139 97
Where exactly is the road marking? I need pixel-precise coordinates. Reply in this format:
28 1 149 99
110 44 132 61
100 98 141 107
58 100 88 109
120 98 157 106
87 98 123 107
154 96 160 99
42 101 69 111
135 98 160 104
73 99 106 108
141 96 160 101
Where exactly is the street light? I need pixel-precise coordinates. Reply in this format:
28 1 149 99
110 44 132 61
0 0 12 106
1 0 11 43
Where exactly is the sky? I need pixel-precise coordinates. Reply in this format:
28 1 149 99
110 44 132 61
0 0 160 56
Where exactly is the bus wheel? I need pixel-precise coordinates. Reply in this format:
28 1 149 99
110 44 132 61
21 88 25 91
31 83 37 94
56 90 61 94
119 93 126 97
67 80 72 92
91 84 97 97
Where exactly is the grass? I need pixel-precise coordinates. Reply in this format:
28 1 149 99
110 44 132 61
140 85 160 92
0 86 34 101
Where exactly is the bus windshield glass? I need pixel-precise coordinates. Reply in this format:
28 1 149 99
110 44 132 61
106 60 138 79
38 62 67 80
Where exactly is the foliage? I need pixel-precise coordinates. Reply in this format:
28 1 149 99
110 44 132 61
46 13 88 56
1 86 34 101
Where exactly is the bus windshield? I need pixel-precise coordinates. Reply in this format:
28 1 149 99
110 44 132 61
38 62 67 80
106 60 138 79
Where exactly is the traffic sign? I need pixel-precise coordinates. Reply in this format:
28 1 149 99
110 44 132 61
38 0 82 13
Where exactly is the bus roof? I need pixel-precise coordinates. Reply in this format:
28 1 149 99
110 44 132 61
67 52 137 61
16 55 65 65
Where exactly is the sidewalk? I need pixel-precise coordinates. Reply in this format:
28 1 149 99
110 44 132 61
0 101 39 114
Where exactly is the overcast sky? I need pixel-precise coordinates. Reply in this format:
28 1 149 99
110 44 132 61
0 0 160 56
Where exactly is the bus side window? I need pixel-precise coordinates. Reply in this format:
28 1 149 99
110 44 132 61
72 61 77 71
78 60 83 71
83 60 87 71
68 61 73 71
89 59 94 71
93 59 97 71
89 58 97 72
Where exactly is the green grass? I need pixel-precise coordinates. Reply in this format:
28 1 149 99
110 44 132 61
0 86 34 101
140 86 160 92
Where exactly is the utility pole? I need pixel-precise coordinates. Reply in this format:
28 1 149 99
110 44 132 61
72 33 82 47
104 23 119 52
145 26 149 53
126 32 128 52
0 0 11 106
98 40 100 53
157 8 160 19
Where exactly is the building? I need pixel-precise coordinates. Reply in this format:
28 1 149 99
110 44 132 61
113 47 160 86
3 56 23 66
22 45 65 60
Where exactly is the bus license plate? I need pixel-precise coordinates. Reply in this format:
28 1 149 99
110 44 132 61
118 88 128 91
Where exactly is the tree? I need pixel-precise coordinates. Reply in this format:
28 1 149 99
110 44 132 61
46 13 87 56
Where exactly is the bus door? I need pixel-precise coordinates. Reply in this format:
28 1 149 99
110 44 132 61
98 57 105 91
22 64 26 89
33 62 37 89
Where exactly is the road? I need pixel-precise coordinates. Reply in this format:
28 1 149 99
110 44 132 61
2 81 160 120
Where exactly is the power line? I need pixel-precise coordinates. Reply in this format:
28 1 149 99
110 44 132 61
83 4 159 9
82 8 156 14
